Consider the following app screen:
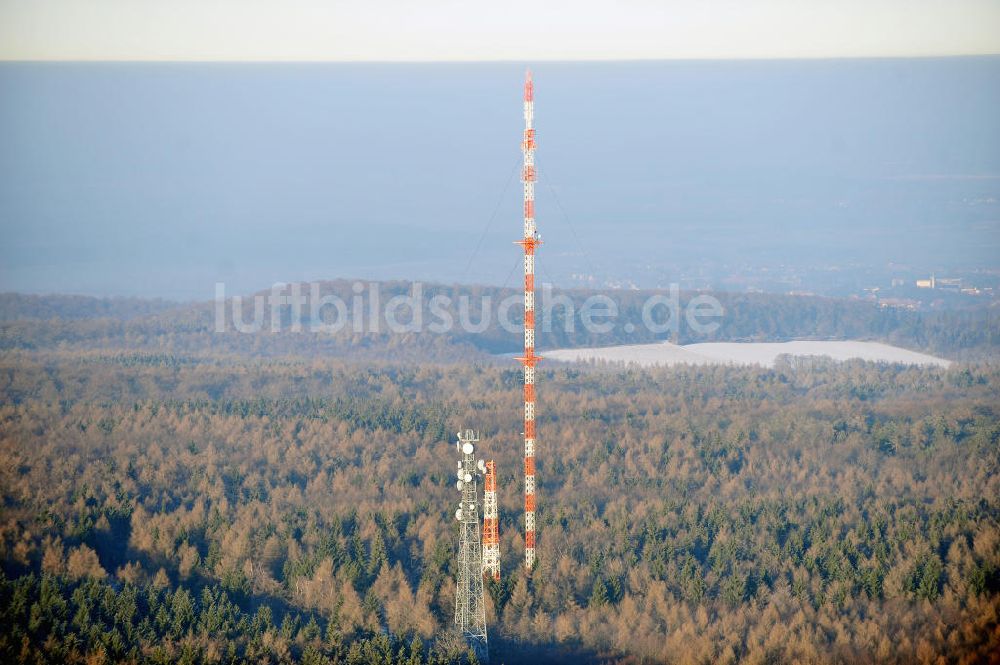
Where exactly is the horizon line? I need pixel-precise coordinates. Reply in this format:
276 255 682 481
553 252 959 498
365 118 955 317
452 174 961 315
2 53 999 65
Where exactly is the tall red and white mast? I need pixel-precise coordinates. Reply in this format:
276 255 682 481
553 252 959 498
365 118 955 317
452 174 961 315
481 460 500 581
516 70 541 570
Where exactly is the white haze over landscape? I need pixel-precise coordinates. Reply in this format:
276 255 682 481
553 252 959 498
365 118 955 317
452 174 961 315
1 59 998 300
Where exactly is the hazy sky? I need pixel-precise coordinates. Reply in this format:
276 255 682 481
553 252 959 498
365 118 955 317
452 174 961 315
2 0 999 61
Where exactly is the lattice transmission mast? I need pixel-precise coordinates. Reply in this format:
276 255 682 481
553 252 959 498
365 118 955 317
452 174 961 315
516 70 541 570
481 460 500 581
454 430 488 661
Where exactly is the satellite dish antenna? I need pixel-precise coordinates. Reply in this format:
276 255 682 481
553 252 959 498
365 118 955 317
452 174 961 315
456 480 464 491
464 473 472 483
455 509 463 521
462 443 474 455
477 460 486 473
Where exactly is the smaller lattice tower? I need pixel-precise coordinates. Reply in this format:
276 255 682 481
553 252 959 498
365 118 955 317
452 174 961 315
481 461 500 581
454 430 488 661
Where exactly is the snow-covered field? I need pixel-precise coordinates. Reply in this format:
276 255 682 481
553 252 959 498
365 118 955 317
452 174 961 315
544 340 951 368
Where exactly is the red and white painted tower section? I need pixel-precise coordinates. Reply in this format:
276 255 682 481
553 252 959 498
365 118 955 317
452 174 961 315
481 460 500 581
516 70 541 570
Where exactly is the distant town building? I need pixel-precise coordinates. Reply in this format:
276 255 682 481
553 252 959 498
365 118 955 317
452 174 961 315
916 275 935 289
879 298 919 310
936 278 962 291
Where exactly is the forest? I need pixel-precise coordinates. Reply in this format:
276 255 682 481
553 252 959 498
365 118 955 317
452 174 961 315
1 281 997 362
1 339 998 663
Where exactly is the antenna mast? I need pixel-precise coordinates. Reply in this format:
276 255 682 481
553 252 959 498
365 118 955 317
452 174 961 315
516 70 541 570
482 460 500 581
454 430 488 661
